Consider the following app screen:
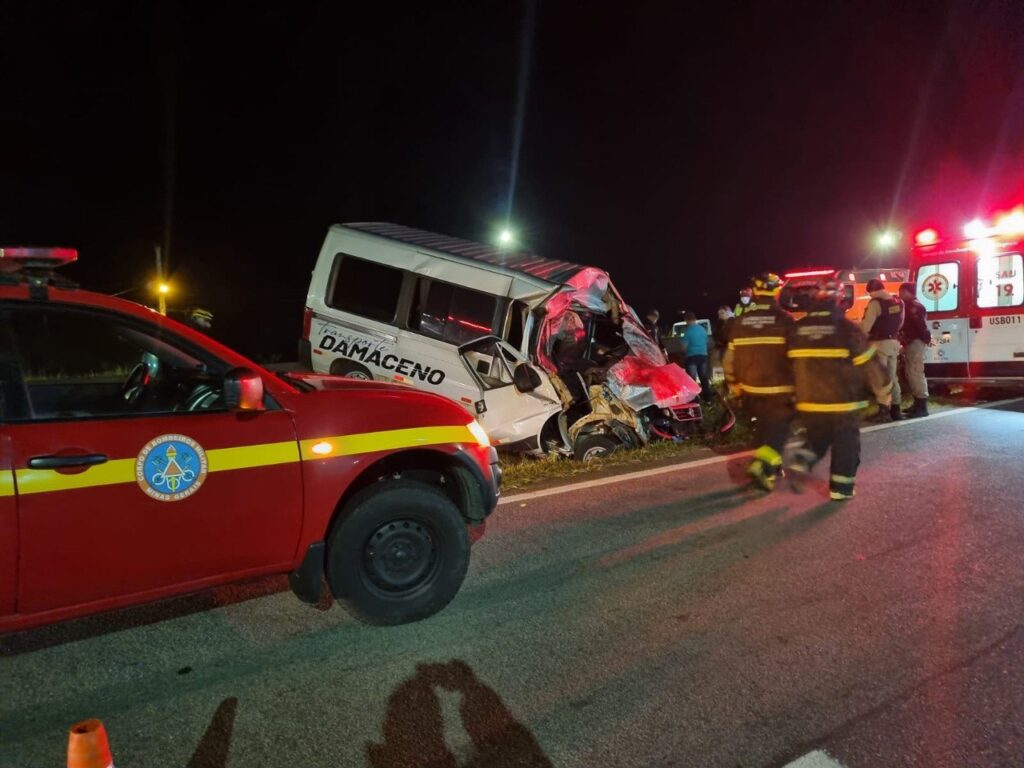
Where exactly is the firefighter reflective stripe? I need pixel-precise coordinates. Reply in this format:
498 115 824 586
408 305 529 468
740 383 795 394
787 348 850 359
754 445 783 467
298 425 475 459
795 401 869 413
729 336 787 348
830 474 856 484
852 347 877 365
3 425 476 497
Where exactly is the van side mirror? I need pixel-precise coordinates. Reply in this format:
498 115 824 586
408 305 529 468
224 367 265 412
513 363 542 393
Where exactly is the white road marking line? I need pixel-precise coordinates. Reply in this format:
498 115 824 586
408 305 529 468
783 750 848 767
498 397 1023 506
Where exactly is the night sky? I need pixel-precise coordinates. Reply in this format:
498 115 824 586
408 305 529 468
4 1 1024 359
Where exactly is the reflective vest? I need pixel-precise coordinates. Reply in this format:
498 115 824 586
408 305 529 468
867 296 904 341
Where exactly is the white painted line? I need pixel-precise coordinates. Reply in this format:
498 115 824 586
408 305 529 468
783 750 847 767
498 397 1023 506
859 396 1023 434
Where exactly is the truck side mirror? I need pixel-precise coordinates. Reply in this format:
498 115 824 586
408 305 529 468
513 363 542 393
224 367 265 412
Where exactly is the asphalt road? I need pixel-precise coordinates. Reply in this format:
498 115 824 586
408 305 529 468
4 400 1024 768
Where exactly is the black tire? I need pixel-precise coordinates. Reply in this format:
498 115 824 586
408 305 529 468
329 359 373 380
573 433 619 462
326 479 470 625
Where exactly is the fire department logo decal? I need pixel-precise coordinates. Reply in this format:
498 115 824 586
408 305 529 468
136 434 208 502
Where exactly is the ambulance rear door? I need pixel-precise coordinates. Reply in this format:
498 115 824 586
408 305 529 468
968 250 1024 380
916 258 970 378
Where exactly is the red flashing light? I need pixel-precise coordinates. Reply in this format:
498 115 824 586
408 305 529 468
783 268 836 279
301 307 314 339
447 315 492 333
0 247 78 271
914 228 939 246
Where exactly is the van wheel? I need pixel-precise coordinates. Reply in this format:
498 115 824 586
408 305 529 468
573 434 619 462
326 479 470 625
330 360 373 380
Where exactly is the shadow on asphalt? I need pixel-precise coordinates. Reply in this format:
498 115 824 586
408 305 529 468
0 575 312 657
187 697 238 768
367 660 552 768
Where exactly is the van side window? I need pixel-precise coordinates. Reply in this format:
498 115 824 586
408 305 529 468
917 262 959 313
506 300 528 351
328 255 403 323
976 253 1023 308
410 278 497 346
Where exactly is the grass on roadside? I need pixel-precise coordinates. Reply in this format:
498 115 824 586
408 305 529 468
500 398 753 493
498 390 998 494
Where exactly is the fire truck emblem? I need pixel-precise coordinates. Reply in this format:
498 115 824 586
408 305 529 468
136 434 209 502
923 274 949 301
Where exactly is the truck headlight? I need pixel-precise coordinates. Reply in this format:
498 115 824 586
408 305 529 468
467 420 491 449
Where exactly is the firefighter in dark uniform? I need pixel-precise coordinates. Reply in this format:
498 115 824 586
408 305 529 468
787 280 889 500
723 273 794 491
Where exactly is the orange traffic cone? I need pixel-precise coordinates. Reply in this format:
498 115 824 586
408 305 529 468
67 719 114 768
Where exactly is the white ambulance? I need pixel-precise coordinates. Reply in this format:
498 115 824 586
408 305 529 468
300 223 702 455
909 213 1024 385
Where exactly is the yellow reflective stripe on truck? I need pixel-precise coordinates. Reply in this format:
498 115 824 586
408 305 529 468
298 425 475 460
1 424 476 497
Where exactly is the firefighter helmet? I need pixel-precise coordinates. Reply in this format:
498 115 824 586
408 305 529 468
751 272 782 294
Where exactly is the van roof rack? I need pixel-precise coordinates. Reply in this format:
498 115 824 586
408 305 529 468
341 222 583 285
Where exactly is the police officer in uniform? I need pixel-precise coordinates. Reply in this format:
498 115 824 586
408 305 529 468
860 277 904 421
723 273 794 491
787 280 888 500
898 281 931 418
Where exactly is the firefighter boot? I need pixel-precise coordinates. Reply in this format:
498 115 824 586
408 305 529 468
747 446 783 492
786 448 817 494
889 403 904 421
905 397 929 418
829 474 856 501
871 404 892 423
747 459 776 491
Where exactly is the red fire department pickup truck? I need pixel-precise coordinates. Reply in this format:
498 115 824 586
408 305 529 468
0 248 500 632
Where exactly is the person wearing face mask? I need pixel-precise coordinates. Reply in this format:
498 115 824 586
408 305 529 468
734 287 754 317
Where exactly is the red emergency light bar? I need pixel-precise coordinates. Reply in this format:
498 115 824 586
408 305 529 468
783 268 836 279
0 246 78 272
914 228 939 246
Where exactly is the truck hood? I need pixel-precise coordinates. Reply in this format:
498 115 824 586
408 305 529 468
284 371 409 395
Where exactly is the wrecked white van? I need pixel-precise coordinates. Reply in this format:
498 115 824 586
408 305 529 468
300 223 703 457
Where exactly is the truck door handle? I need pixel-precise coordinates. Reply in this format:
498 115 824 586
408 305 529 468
28 453 109 470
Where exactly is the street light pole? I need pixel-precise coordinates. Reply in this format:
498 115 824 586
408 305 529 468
155 245 167 316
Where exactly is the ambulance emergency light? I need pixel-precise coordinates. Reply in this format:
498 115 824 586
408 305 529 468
0 246 78 272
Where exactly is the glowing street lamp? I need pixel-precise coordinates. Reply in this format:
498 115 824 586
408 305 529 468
497 228 515 248
876 230 899 250
155 281 171 316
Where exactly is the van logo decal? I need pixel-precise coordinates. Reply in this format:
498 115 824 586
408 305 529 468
317 327 446 386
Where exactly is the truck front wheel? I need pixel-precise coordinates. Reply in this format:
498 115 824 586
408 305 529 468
326 479 470 625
